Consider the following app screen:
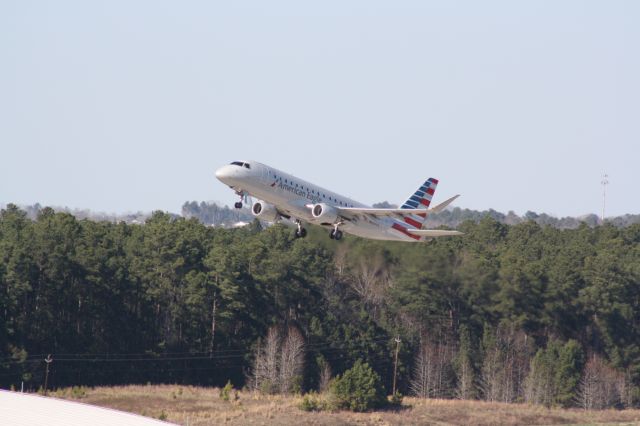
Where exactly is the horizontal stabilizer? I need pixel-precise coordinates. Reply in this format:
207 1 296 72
428 194 460 214
407 229 464 238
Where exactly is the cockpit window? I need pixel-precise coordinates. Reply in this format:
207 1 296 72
230 161 251 169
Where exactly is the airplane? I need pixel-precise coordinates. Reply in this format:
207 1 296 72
215 160 463 242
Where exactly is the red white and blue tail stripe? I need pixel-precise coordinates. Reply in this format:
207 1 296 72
401 177 438 210
391 178 438 240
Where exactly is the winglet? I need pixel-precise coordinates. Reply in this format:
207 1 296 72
428 194 460 214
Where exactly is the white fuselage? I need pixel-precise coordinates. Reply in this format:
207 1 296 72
215 161 421 242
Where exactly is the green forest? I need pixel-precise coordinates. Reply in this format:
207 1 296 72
1 203 639 409
180 200 640 229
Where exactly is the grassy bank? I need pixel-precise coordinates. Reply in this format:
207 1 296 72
51 384 640 425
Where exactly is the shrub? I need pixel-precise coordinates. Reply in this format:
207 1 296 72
291 375 303 395
259 379 277 395
71 386 87 399
389 391 403 407
329 359 386 412
220 380 234 402
298 392 324 412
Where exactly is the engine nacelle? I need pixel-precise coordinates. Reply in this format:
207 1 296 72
311 203 339 224
251 200 280 222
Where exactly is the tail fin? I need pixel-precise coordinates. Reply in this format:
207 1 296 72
398 178 438 229
401 178 438 209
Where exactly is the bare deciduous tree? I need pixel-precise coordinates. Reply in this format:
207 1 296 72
248 325 305 395
333 245 349 278
523 357 552 406
410 337 455 399
352 259 388 302
576 354 632 409
279 326 305 393
346 256 392 321
455 351 475 400
411 340 434 398
481 325 531 403
249 326 281 393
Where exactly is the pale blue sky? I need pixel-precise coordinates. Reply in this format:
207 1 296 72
1 1 638 216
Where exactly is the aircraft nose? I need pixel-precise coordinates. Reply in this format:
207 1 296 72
215 164 242 186
215 166 237 186
215 166 228 181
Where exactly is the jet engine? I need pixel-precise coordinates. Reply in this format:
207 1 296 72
311 203 339 224
251 200 280 222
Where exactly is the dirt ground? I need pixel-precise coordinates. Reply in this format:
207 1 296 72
53 384 640 426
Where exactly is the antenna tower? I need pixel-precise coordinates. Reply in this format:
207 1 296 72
601 173 609 223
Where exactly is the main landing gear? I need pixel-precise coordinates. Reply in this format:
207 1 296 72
294 220 307 238
329 224 343 241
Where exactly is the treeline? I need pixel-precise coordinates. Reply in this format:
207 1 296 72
14 203 152 224
425 207 640 229
182 201 640 229
181 201 253 226
11 201 640 229
1 203 640 409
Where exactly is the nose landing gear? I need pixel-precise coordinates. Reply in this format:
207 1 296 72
234 191 246 209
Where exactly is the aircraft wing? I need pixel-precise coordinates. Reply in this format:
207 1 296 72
337 207 428 218
334 194 461 221
332 206 463 237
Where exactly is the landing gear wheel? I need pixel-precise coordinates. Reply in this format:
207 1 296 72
330 223 343 240
234 202 243 209
294 221 307 238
